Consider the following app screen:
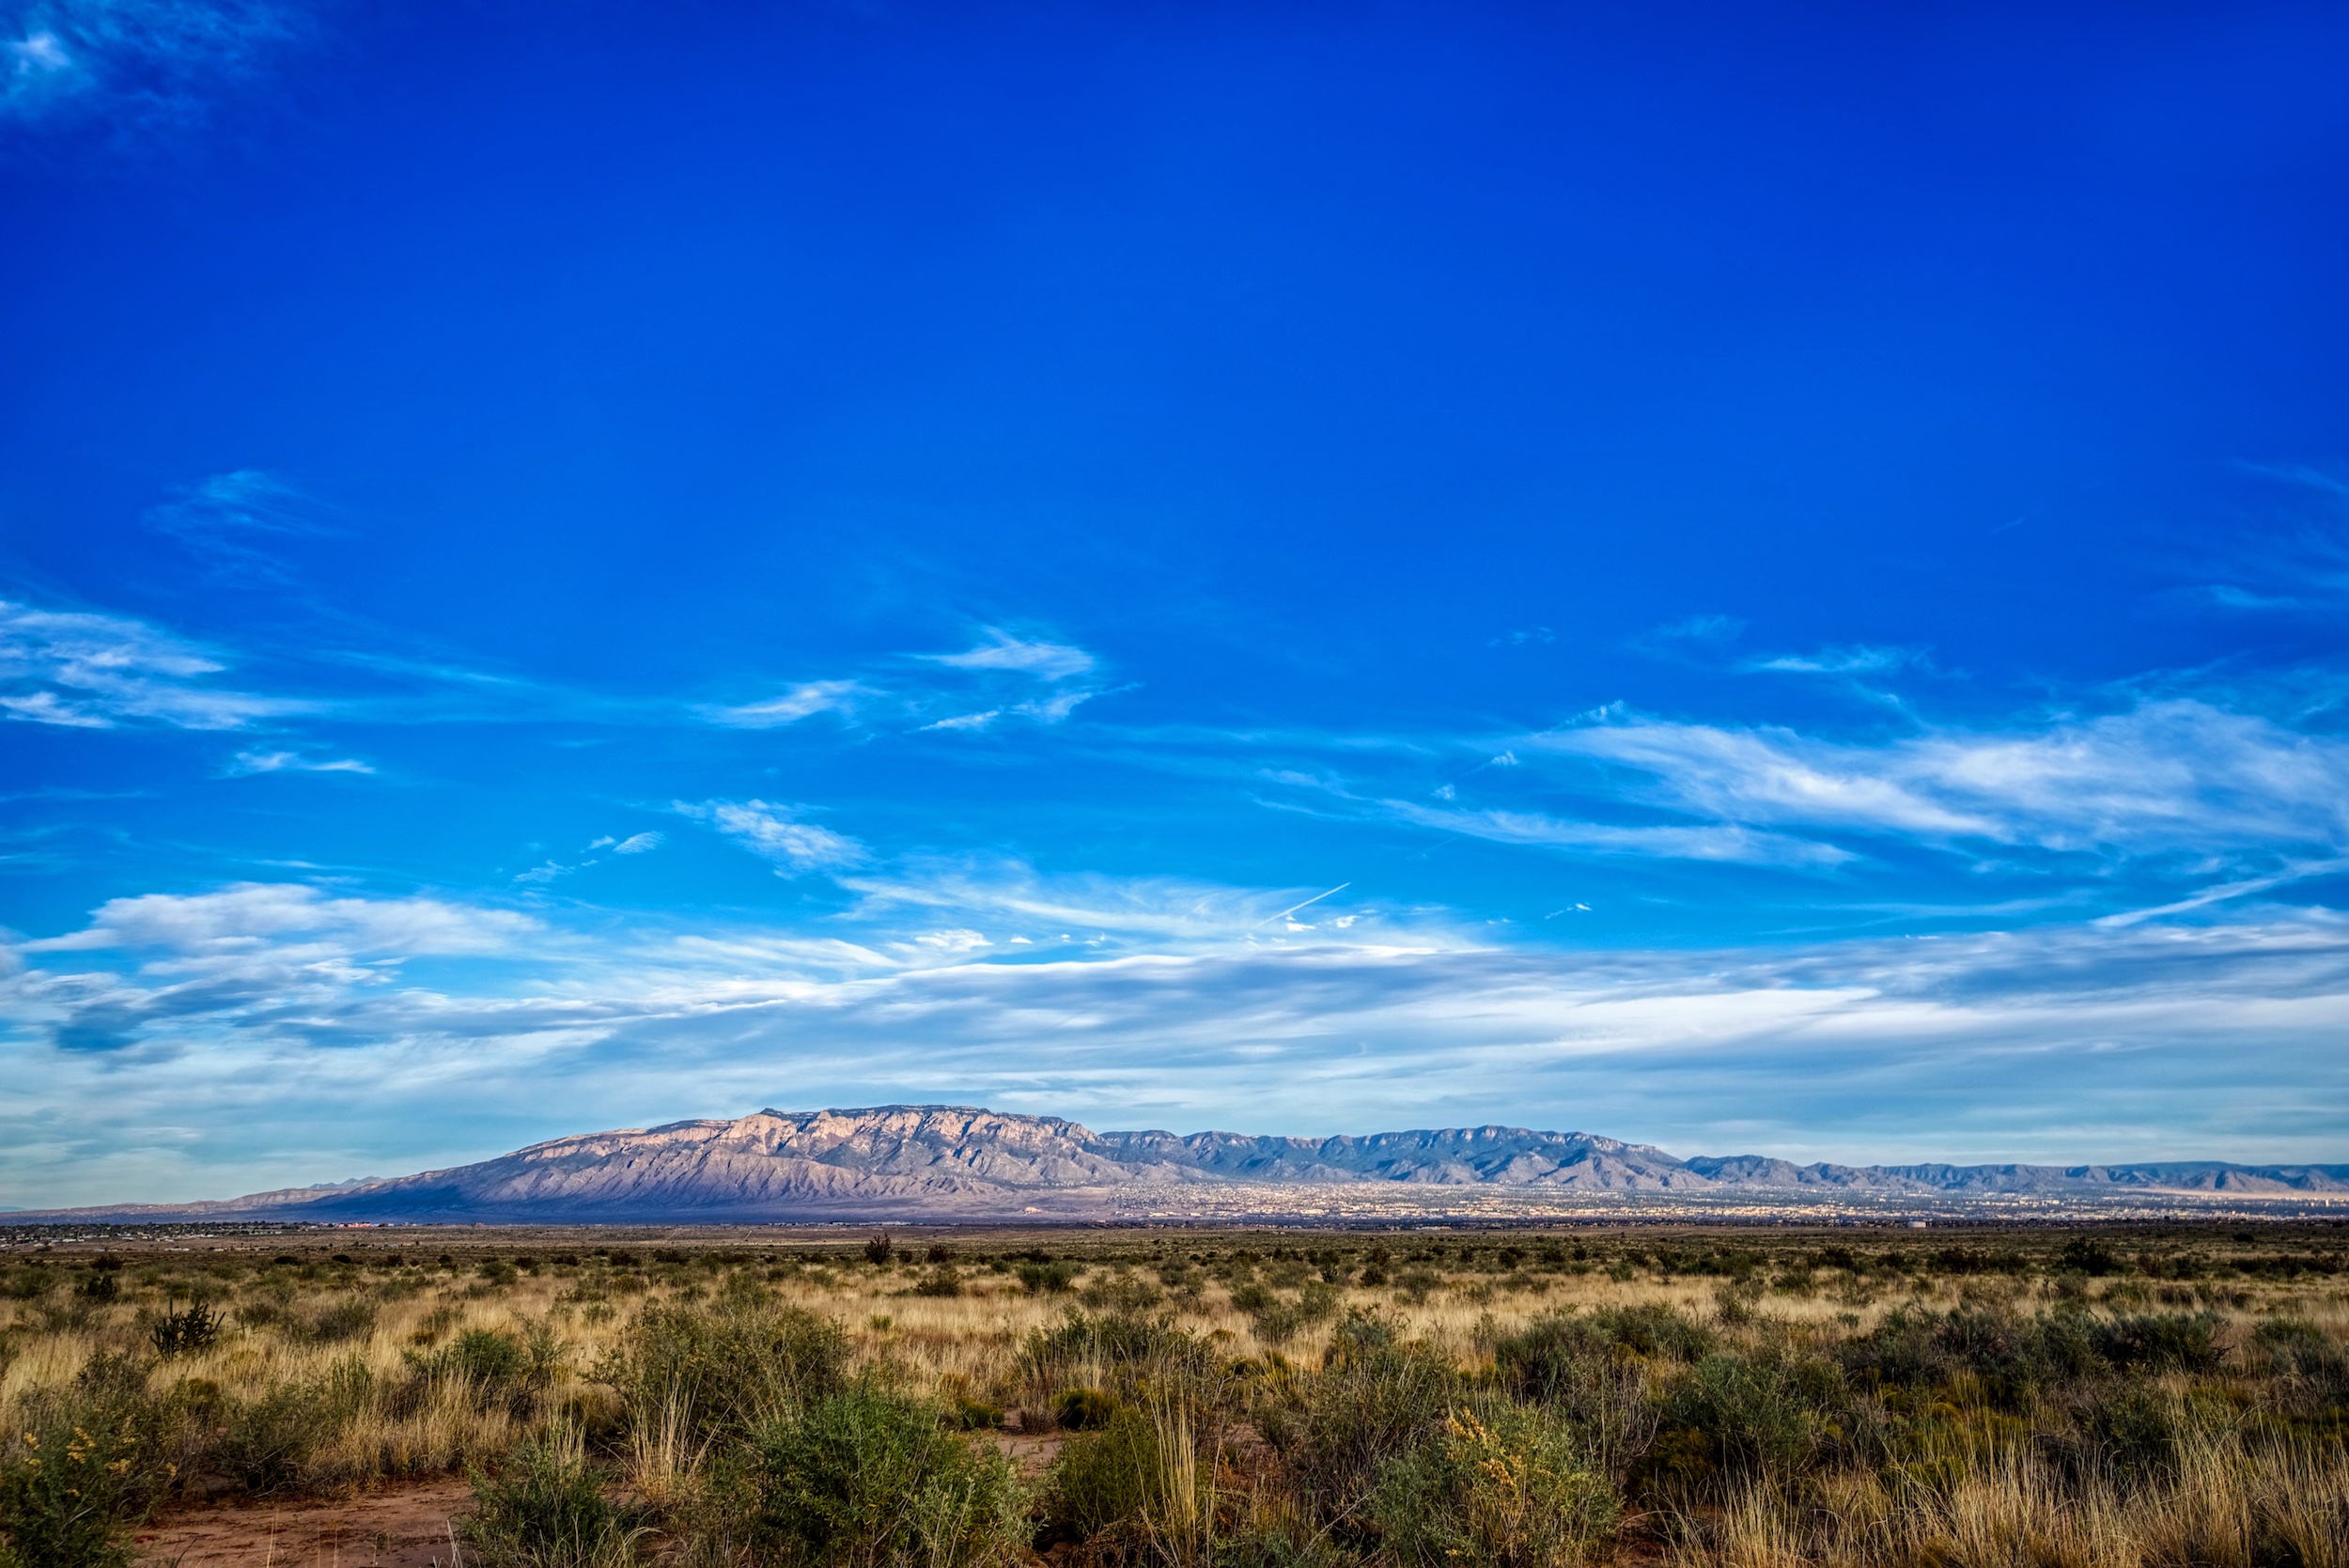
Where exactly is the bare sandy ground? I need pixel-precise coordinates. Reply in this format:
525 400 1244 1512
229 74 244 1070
132 1435 1066 1566
135 1481 474 1568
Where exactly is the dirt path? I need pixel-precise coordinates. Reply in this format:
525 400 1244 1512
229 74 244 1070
135 1433 1064 1563
135 1481 476 1568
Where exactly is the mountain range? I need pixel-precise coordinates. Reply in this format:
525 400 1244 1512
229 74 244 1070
14 1106 2348 1223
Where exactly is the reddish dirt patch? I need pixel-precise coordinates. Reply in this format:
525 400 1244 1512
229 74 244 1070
992 1429 1066 1477
135 1481 476 1568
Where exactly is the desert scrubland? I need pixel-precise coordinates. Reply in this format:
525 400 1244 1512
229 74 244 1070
1 1223 2344 1567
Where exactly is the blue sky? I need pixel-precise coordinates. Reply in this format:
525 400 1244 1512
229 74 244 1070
4 0 2348 1205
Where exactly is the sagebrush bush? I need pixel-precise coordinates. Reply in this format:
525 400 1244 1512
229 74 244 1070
0 1358 183 1568
596 1299 848 1450
748 1377 1028 1568
1047 1404 1157 1542
1371 1403 1618 1568
463 1425 641 1568
1264 1311 1455 1528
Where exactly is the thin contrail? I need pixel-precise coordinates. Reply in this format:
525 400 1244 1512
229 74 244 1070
1262 881 1351 925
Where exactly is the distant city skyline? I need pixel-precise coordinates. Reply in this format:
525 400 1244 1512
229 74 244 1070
4 0 2347 1207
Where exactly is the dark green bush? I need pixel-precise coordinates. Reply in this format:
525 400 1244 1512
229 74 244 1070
2092 1312 2220 1372
0 1269 52 1302
1079 1272 1166 1314
1268 1312 1455 1526
1019 1309 1217 1410
1649 1354 1828 1494
149 1300 223 1358
2252 1317 2345 1385
1369 1401 1618 1568
216 1382 329 1494
303 1297 378 1344
2076 1383 2183 1488
1055 1387 1117 1432
2058 1239 2122 1277
948 1396 1003 1431
0 1353 189 1568
596 1300 848 1450
0 1422 147 1568
1589 1304 1713 1363
911 1266 965 1298
1495 1312 1610 1404
749 1378 1026 1568
1046 1404 1156 1541
463 1428 640 1568
1018 1261 1078 1295
449 1327 529 1383
1840 1304 2103 1402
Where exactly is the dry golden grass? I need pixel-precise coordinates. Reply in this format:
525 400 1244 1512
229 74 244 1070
2 1226 2343 1565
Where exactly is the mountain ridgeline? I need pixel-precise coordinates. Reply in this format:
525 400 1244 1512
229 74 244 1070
23 1105 2349 1222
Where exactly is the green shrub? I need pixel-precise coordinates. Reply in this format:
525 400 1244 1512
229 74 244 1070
1589 1303 1713 1363
1047 1404 1156 1540
749 1379 1027 1568
948 1396 1003 1432
216 1382 329 1494
449 1327 529 1383
0 1422 147 1568
1019 1309 1218 1410
911 1266 965 1298
149 1300 223 1358
0 1351 185 1566
463 1427 641 1568
1079 1272 1166 1314
1268 1312 1455 1526
2092 1312 2220 1372
2252 1317 2346 1386
1055 1388 1117 1432
597 1300 848 1450
1370 1402 1618 1568
2076 1383 2183 1488
303 1297 379 1344
1648 1354 1827 1494
1018 1261 1078 1295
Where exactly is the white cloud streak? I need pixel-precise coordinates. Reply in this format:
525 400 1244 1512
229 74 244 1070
1535 699 2349 860
2 0 303 129
226 749 372 775
4 878 2343 1204
921 630 1096 680
705 680 865 728
0 598 307 730
675 799 869 876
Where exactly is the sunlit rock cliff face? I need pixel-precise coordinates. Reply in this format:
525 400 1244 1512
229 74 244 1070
19 1105 2348 1221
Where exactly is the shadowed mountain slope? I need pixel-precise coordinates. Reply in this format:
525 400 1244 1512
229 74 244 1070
16 1106 2348 1220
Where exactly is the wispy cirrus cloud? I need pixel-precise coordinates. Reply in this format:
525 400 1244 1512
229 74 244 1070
704 680 866 729
711 628 1109 737
2171 463 2349 617
918 629 1096 680
144 469 334 582
1536 698 2349 862
5 878 2344 1203
1376 799 1858 866
675 799 869 876
0 598 309 730
2 0 308 132
225 748 371 776
1743 644 1927 677
22 880 533 958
